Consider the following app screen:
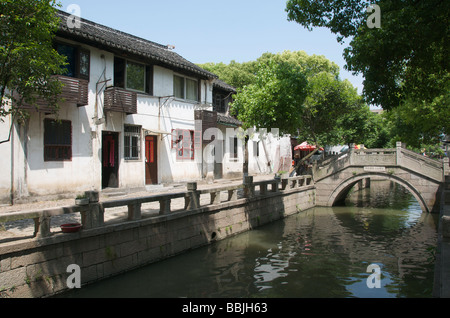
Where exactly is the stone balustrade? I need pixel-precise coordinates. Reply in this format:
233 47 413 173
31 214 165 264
0 176 314 241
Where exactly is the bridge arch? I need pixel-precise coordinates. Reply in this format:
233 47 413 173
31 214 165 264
327 172 429 213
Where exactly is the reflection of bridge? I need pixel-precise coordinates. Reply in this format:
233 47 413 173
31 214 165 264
314 142 449 213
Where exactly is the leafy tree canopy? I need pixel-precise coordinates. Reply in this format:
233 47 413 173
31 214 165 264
286 0 449 114
224 51 364 148
0 0 66 120
198 50 342 91
230 58 308 135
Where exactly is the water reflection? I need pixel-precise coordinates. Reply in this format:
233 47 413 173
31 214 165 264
62 181 438 298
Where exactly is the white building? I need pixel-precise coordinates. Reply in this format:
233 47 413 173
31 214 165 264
0 11 247 204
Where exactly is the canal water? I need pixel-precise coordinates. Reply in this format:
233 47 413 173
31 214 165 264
62 180 439 298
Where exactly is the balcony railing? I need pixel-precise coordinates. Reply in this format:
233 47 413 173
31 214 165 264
13 75 89 112
58 75 89 106
103 87 137 115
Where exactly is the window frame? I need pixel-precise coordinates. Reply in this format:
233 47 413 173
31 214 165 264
125 61 146 93
114 57 153 94
213 93 226 113
124 125 142 160
229 136 239 160
44 118 72 162
173 74 199 102
55 42 90 81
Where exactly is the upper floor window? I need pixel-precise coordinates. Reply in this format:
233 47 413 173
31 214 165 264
213 93 227 113
55 42 90 80
174 75 198 102
114 57 153 94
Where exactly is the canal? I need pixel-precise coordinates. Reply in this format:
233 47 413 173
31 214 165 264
61 180 439 298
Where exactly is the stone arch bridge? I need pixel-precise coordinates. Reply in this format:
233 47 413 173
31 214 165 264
314 142 449 213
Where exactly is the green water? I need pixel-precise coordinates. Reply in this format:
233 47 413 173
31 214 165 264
62 181 439 298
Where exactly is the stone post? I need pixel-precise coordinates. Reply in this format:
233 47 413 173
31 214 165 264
210 191 221 205
271 180 280 192
443 157 449 177
186 182 199 210
228 189 238 201
396 141 404 166
34 216 51 238
281 178 288 190
85 191 99 203
243 176 254 198
349 143 355 165
128 202 142 221
82 203 104 229
260 182 267 195
159 198 171 215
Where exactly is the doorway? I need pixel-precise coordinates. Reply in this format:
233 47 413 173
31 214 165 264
145 135 158 185
102 132 119 188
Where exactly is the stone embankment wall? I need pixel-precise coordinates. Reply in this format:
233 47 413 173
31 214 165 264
0 176 315 298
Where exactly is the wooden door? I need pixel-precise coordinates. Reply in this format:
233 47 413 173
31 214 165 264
145 135 158 185
102 132 119 188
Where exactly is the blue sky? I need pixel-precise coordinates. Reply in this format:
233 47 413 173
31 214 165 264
56 0 364 93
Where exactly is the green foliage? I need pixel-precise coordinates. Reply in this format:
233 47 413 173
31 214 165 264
383 97 449 149
256 51 341 80
337 106 390 148
286 0 449 108
197 61 258 91
299 72 362 146
206 51 368 148
286 0 449 145
0 0 66 120
230 58 308 135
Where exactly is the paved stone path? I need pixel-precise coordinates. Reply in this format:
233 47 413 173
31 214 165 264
0 175 274 242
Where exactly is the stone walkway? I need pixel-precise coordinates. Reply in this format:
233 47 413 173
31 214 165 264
0 175 275 242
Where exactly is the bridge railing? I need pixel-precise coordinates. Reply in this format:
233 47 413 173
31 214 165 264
352 148 397 166
313 142 447 181
399 147 445 181
0 176 314 241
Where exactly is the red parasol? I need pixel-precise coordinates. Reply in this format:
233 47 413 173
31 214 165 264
294 142 324 151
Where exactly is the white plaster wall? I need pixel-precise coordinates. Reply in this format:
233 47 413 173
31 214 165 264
0 112 13 203
2 40 218 200
123 66 215 184
11 44 116 198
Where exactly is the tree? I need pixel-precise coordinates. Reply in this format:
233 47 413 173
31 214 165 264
286 0 450 141
336 106 390 148
198 60 257 91
297 72 362 147
230 58 308 175
256 51 340 80
231 59 308 135
0 0 66 124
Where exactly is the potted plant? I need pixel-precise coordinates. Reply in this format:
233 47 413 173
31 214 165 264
275 170 289 179
75 193 89 206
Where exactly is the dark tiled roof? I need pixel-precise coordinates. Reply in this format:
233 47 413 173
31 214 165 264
217 113 242 127
213 79 237 93
56 10 217 80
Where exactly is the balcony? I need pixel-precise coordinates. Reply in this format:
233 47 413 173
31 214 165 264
14 75 89 113
58 75 89 106
103 87 137 115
